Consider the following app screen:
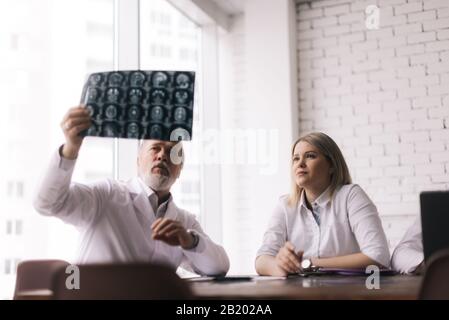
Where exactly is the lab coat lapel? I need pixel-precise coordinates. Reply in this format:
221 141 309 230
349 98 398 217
127 178 156 231
127 178 184 266
164 199 180 221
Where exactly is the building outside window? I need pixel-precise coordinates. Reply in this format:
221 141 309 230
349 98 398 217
0 0 205 299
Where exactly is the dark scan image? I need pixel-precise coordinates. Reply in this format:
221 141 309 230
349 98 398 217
80 70 195 141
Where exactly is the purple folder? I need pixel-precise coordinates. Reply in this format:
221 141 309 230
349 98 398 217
307 268 397 276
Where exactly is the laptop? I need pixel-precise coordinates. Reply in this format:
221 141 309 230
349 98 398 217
420 191 449 261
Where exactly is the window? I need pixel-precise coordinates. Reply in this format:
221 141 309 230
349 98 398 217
179 48 197 61
9 34 19 51
6 221 12 235
4 259 11 275
15 220 23 236
5 180 24 199
0 0 219 298
140 0 203 218
0 0 114 299
4 220 22 236
2 259 20 275
6 181 13 198
16 182 23 198
149 44 173 58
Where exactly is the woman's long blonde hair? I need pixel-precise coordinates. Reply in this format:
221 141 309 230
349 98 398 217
287 132 352 207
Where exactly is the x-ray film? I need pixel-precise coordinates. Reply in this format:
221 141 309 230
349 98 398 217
80 70 195 141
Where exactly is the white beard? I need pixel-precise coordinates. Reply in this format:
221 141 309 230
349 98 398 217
140 171 175 191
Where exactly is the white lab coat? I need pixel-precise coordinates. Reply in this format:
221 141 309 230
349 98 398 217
391 217 424 274
33 148 230 276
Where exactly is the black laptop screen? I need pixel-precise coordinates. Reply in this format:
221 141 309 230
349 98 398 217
420 191 449 261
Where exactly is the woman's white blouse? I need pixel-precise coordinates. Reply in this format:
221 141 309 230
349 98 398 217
257 184 391 267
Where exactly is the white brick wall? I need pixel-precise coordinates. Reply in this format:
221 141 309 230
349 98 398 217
297 0 449 250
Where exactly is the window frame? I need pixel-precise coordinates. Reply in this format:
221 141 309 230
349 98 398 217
113 0 222 243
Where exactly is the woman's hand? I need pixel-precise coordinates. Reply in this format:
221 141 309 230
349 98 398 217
275 242 303 275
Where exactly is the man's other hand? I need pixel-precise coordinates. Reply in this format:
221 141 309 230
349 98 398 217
151 218 194 249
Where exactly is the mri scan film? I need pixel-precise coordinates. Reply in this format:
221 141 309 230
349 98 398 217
80 70 195 141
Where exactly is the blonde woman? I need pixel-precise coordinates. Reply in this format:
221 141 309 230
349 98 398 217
255 132 390 276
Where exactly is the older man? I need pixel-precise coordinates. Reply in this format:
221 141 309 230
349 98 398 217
33 105 229 276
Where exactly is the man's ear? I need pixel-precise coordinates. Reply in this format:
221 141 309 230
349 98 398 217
176 161 183 179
